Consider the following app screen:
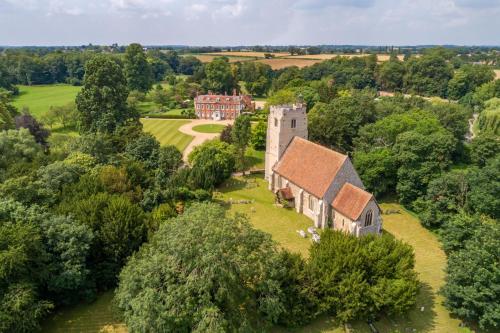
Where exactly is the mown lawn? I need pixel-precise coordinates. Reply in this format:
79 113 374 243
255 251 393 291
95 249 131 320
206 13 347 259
41 291 126 333
12 84 81 118
141 118 193 152
192 123 226 133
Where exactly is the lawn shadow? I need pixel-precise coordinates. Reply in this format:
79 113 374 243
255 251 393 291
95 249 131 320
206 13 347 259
378 281 437 333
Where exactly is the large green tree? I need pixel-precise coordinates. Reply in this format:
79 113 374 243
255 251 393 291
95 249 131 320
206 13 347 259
308 230 419 323
232 115 251 171
124 43 153 93
76 55 137 133
308 92 376 153
404 55 453 97
115 203 291 332
202 57 238 94
442 222 500 330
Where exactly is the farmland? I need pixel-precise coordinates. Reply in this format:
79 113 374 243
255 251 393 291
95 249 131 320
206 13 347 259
188 54 257 63
255 58 323 69
203 51 290 58
12 84 81 118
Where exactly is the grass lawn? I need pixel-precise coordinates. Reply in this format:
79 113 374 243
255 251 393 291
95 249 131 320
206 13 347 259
41 291 126 333
141 118 193 152
12 84 81 118
192 123 226 133
219 175 476 333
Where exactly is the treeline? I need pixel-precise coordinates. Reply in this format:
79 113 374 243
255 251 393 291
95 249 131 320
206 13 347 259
0 47 202 91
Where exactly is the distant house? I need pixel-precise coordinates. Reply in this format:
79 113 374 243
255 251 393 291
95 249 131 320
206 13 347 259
194 91 253 120
265 103 382 236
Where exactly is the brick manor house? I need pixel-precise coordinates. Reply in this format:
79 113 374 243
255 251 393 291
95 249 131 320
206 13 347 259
264 102 382 236
194 90 253 120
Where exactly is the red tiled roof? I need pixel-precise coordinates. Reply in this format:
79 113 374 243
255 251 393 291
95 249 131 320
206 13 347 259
273 137 347 198
331 183 374 221
195 94 247 104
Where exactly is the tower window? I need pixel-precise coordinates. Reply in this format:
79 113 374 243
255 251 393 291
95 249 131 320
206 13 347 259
274 118 278 127
291 119 296 128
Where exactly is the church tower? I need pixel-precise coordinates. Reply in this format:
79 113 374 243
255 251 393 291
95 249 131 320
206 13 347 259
264 100 308 181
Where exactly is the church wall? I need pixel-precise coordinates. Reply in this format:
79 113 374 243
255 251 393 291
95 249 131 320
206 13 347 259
356 200 382 236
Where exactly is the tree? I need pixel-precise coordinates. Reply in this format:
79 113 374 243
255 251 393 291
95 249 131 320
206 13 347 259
76 55 137 133
124 133 161 170
14 113 50 149
251 120 267 150
0 128 43 173
308 92 376 153
0 90 18 130
478 97 500 135
115 203 293 332
440 213 481 255
45 103 78 129
467 156 500 219
124 43 153 93
308 230 418 323
470 133 499 167
413 170 469 228
188 140 235 190
376 58 405 91
404 55 453 97
42 215 94 304
441 222 500 330
232 115 251 171
394 129 457 205
447 65 494 100
353 148 396 197
220 124 233 144
202 57 238 94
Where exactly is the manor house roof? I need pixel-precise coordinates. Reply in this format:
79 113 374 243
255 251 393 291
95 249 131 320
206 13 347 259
273 137 348 198
331 183 374 221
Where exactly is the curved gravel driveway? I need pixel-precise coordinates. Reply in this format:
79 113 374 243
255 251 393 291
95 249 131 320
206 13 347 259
179 119 233 161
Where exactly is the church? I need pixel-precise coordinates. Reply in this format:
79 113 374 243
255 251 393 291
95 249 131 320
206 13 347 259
264 102 382 236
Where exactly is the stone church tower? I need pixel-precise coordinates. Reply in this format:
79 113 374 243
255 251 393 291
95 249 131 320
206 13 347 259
264 102 308 181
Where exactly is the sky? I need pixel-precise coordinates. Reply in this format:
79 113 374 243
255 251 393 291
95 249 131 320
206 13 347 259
1 0 499 46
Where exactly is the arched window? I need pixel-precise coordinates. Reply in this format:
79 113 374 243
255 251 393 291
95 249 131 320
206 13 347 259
364 210 373 227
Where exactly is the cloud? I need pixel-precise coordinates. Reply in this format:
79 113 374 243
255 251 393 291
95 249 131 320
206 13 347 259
454 0 500 8
0 0 498 46
294 0 375 10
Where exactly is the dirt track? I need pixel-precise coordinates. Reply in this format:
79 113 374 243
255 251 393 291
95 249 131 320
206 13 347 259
178 119 233 161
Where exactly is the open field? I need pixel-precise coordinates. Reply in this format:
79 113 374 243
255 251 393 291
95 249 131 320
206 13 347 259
42 291 126 333
12 84 81 118
188 54 256 63
285 54 405 62
256 58 323 69
141 118 193 151
495 69 500 80
205 51 290 58
192 123 226 133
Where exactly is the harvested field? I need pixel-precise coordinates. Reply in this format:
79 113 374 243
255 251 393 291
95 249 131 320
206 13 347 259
255 58 323 69
188 54 255 63
285 54 406 61
205 51 290 58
